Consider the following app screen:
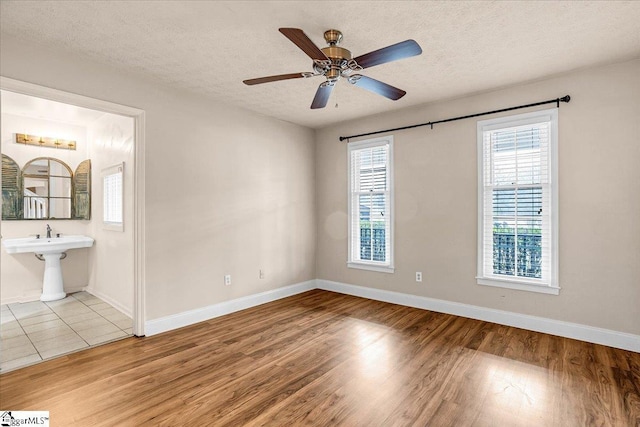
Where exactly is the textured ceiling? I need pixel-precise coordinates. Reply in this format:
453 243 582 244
1 1 639 129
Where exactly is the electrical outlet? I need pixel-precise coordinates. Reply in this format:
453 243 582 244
259 269 265 279
416 272 422 282
224 274 231 286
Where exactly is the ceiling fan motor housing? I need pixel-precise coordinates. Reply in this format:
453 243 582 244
313 30 360 82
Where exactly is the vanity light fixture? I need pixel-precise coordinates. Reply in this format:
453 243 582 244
16 133 77 151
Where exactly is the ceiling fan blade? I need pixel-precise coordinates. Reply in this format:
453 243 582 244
350 75 406 100
279 28 329 61
243 73 309 86
353 40 422 69
311 82 334 109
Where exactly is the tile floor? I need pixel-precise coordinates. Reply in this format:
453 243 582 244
1 292 132 372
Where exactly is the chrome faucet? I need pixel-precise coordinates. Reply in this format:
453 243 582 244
46 224 52 239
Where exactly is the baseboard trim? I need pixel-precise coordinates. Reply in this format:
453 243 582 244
316 279 640 353
85 288 133 318
144 280 316 336
140 278 639 352
1 286 86 305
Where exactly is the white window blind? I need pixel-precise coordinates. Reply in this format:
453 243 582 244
348 137 394 273
477 109 558 294
103 163 124 231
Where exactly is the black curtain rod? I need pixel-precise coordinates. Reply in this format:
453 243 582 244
338 95 571 142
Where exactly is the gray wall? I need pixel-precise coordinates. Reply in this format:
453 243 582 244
1 35 317 321
315 59 640 335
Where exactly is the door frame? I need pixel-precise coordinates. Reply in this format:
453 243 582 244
0 76 146 336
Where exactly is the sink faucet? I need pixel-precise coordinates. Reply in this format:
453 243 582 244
46 224 52 239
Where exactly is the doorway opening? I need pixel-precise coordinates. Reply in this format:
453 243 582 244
0 77 145 372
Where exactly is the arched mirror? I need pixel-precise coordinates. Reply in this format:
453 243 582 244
23 157 73 219
1 156 90 220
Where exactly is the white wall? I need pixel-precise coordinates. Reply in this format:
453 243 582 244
1 113 91 303
315 59 640 336
0 35 317 321
86 113 135 315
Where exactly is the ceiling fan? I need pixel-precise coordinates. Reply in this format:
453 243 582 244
243 28 422 109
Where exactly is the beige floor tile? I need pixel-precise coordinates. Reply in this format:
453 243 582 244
85 330 128 346
81 297 104 306
32 333 86 353
8 300 47 310
100 310 131 322
49 306 94 317
1 342 38 363
1 311 16 323
47 299 89 309
76 323 121 340
93 307 123 319
18 312 60 327
9 302 53 319
1 334 32 349
111 318 133 330
1 319 22 331
22 319 67 334
2 294 133 371
68 317 114 332
70 291 91 300
28 325 76 343
58 311 102 324
1 353 42 372
1 325 26 340
39 340 89 360
87 302 112 311
44 297 77 307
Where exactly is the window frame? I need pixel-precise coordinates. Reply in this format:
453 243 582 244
102 162 124 232
347 136 395 273
476 109 559 295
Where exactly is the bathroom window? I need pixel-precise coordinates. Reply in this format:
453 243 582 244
103 163 124 231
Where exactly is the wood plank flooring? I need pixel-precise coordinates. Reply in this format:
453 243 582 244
1 290 638 426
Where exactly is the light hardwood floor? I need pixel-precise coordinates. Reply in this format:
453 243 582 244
1 290 638 426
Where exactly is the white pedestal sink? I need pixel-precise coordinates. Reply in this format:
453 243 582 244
3 235 94 301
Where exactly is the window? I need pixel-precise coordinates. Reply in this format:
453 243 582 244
102 163 124 231
477 109 559 294
348 136 394 273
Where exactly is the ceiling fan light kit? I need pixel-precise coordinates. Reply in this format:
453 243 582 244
243 28 422 109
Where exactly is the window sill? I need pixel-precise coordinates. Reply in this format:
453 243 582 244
103 222 124 232
348 262 395 274
477 277 560 295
